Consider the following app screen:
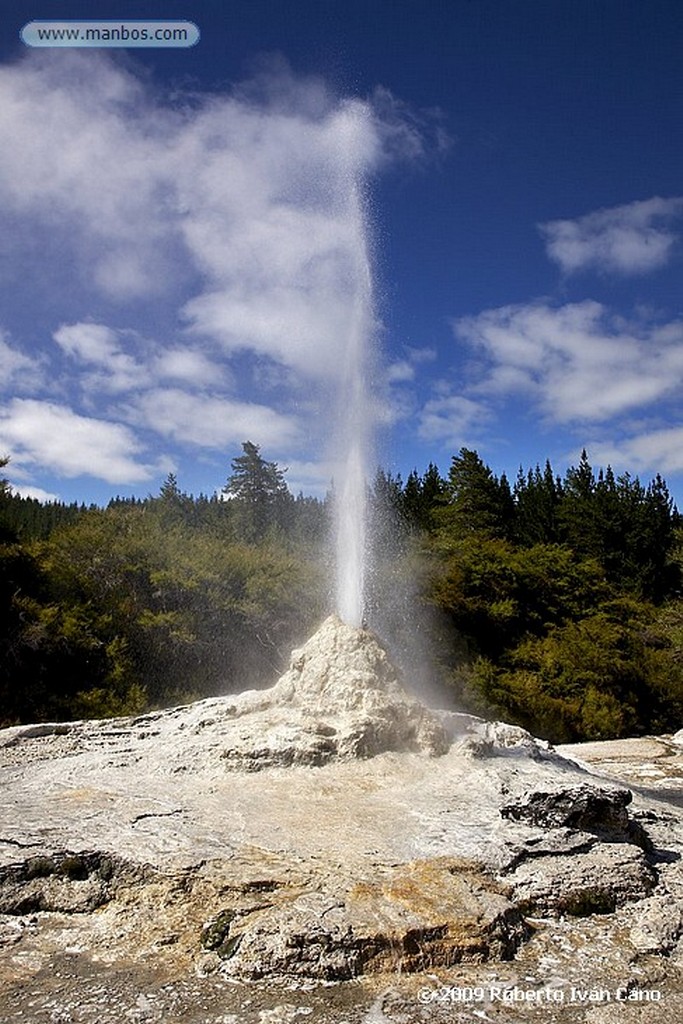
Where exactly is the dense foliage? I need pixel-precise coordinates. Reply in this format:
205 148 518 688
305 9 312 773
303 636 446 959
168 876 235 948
419 449 683 742
2 445 683 743
0 448 328 725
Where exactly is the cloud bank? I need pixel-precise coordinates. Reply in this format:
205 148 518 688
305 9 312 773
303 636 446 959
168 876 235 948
0 52 435 494
0 399 153 484
455 300 683 424
440 297 683 477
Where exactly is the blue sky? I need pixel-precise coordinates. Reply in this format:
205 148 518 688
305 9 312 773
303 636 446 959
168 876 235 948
1 1 683 505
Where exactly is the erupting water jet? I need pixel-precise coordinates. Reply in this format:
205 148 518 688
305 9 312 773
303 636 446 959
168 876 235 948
332 108 377 628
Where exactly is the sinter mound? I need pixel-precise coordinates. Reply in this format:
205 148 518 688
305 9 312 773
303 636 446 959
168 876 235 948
218 614 450 769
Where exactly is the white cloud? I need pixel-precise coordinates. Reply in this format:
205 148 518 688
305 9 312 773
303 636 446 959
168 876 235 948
540 196 683 276
0 53 391 382
374 388 414 428
0 329 44 392
53 322 147 393
53 322 120 363
174 94 381 380
9 483 60 502
127 388 300 450
455 300 683 423
153 347 228 388
404 345 437 364
418 393 491 448
0 53 180 301
54 322 230 395
0 399 153 483
369 86 452 165
282 457 333 497
380 350 440 429
386 360 415 383
586 426 683 476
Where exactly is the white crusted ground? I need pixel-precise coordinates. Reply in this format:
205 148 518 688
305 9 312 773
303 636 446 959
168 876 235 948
0 615 682 1022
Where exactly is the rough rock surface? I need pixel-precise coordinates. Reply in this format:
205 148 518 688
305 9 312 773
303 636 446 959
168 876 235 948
1 615 683 1022
217 857 529 981
628 895 683 954
501 784 634 835
217 614 450 767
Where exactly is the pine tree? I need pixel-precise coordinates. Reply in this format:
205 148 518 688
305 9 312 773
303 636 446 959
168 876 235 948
633 474 680 601
513 461 562 546
223 442 292 542
0 456 15 543
445 448 513 538
159 472 181 501
401 469 422 530
422 462 446 504
156 472 193 527
558 449 600 555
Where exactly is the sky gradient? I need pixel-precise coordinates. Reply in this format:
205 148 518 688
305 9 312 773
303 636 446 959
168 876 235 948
1 1 683 505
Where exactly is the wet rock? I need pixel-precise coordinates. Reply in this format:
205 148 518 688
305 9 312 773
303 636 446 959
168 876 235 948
0 851 146 915
201 908 241 958
502 826 598 871
502 784 630 834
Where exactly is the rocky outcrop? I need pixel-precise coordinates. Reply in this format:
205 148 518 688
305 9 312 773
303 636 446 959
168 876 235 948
628 895 683 954
501 784 652 848
501 784 633 834
213 858 529 980
499 784 657 914
506 843 656 915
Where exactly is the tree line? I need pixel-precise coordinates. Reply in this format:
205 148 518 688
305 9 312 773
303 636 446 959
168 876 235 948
0 445 329 724
1 444 682 743
405 449 683 742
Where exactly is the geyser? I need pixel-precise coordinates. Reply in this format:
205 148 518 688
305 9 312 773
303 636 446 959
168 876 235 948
218 614 450 770
332 107 376 628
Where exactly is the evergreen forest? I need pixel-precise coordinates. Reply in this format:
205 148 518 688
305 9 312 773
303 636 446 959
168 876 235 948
2 443 683 744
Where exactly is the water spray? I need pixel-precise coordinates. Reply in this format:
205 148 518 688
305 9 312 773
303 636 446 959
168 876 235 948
332 110 376 628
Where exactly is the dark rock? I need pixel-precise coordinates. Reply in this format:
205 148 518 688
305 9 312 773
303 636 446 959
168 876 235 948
0 851 146 915
501 784 651 849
